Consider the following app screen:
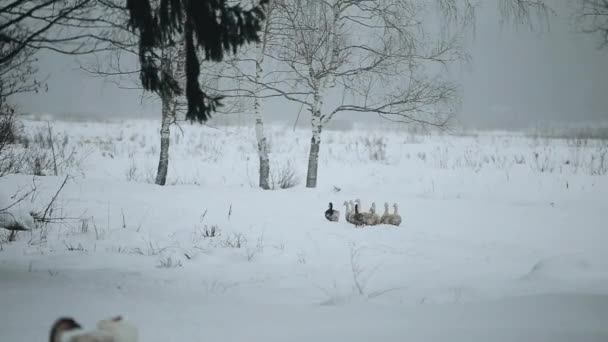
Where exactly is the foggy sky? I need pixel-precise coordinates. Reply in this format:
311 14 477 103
13 1 608 129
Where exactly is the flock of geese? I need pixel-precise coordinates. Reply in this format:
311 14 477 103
49 316 137 342
325 199 401 227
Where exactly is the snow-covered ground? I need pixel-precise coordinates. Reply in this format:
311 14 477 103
1 118 608 341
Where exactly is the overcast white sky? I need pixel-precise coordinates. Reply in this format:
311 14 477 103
13 1 608 129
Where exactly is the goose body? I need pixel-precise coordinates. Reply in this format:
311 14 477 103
352 199 374 226
50 317 137 342
343 201 353 223
389 203 402 226
324 202 340 222
349 200 356 223
366 202 380 225
351 204 367 227
380 202 391 224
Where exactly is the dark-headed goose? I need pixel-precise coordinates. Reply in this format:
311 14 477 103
352 204 367 227
49 316 137 342
325 202 340 222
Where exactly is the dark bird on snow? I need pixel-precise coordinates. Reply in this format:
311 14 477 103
325 202 340 222
351 204 367 227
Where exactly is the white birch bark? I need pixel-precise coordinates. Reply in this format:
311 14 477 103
254 2 272 190
306 82 323 188
155 53 173 186
155 42 183 186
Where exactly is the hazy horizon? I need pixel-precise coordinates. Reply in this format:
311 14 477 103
12 0 608 130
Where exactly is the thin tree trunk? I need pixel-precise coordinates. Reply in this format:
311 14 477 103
155 93 172 185
155 51 173 186
306 113 323 188
254 99 270 189
253 6 272 190
254 57 270 189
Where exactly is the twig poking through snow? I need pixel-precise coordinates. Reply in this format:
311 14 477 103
37 174 69 223
121 208 126 229
47 121 58 176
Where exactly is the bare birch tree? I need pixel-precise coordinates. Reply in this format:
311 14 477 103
208 0 287 190
242 0 283 189
250 0 275 190
245 0 461 188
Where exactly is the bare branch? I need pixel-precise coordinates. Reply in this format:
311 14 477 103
577 0 608 48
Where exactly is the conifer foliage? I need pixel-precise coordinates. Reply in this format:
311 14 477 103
126 0 268 122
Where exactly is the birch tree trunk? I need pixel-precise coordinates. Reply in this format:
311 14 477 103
253 3 272 190
306 87 323 188
254 45 270 190
254 94 270 189
155 51 173 186
306 114 323 188
155 91 172 185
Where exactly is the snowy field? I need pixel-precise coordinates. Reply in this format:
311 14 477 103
1 118 608 341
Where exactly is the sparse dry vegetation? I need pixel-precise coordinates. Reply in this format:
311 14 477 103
269 160 299 190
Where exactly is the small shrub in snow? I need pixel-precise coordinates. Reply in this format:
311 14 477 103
125 152 138 182
246 248 257 261
531 149 555 173
219 232 247 248
363 136 387 162
436 146 449 169
0 230 11 250
201 224 219 238
33 155 44 176
269 161 299 190
589 144 608 176
132 240 169 256
80 218 89 234
157 256 182 268
297 251 306 264
244 235 266 262
0 109 21 149
64 241 85 252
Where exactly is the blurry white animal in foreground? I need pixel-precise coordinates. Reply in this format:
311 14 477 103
50 316 138 342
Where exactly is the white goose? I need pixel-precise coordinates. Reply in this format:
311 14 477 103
367 202 380 225
343 201 353 224
380 202 391 224
389 203 402 226
348 200 356 222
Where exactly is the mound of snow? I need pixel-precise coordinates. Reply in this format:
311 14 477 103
0 208 35 231
521 255 602 280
